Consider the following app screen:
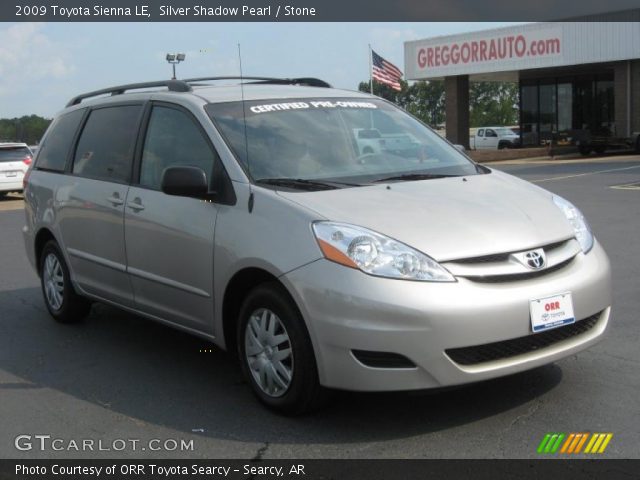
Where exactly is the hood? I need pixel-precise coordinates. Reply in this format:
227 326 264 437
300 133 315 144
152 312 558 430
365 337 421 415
277 170 575 262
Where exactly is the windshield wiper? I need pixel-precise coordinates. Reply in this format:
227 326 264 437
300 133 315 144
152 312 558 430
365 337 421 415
373 173 460 183
256 178 350 190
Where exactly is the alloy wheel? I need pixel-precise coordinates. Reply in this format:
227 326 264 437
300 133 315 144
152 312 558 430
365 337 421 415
244 308 294 397
43 252 64 311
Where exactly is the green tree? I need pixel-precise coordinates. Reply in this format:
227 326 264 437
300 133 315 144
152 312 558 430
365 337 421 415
357 79 445 127
357 79 518 129
400 80 445 127
0 115 52 144
469 82 519 127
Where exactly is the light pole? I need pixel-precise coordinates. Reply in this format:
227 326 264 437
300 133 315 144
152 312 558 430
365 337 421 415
166 53 186 79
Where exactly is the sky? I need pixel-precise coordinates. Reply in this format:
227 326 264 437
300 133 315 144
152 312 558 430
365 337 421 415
0 22 521 118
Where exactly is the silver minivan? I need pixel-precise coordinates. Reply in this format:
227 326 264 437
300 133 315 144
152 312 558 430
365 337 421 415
23 77 612 414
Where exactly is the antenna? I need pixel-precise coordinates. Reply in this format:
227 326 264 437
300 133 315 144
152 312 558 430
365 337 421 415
237 43 254 212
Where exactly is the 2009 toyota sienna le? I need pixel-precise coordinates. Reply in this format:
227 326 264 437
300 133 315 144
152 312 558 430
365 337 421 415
23 77 612 414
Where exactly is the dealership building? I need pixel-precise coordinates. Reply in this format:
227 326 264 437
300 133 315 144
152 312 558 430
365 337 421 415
404 11 640 150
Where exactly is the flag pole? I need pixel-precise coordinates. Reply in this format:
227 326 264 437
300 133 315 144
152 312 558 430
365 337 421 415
368 44 373 95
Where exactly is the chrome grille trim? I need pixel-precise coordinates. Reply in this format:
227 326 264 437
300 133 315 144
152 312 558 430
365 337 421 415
443 238 581 281
452 239 569 265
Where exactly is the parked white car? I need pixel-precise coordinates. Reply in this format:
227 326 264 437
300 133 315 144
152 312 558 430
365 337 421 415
470 127 520 150
0 143 33 196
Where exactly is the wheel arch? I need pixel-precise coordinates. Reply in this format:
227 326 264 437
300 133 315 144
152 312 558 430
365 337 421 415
222 267 298 353
34 228 57 276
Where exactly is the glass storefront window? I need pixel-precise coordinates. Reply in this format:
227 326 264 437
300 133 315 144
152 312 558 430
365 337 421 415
557 83 572 133
519 71 615 148
539 84 556 144
595 79 614 136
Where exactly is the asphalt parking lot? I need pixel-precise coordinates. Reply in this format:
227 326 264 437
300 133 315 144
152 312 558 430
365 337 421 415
1 155 638 459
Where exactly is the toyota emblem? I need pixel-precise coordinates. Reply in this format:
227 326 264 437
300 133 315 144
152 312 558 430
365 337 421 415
524 250 545 269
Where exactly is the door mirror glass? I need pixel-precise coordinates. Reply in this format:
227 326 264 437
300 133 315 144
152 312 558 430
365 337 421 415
161 166 208 198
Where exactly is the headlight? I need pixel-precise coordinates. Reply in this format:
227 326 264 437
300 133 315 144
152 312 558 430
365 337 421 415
552 195 594 253
312 222 455 282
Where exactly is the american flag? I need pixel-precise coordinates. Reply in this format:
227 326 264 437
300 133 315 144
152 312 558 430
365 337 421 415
371 49 403 91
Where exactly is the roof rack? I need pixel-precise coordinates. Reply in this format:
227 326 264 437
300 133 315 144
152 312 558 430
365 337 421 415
66 76 332 107
66 79 191 107
184 76 332 88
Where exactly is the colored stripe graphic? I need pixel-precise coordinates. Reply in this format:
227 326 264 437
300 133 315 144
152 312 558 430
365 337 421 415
560 433 575 453
539 433 613 454
585 433 614 454
537 434 552 453
537 433 565 453
574 433 589 453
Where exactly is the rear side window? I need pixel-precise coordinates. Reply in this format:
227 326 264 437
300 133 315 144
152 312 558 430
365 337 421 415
35 109 84 171
0 146 31 163
73 105 142 183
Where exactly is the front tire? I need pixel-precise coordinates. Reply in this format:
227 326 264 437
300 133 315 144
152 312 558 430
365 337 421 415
237 283 326 415
40 240 91 323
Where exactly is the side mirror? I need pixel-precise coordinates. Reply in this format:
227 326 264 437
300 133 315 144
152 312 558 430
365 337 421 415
161 166 209 198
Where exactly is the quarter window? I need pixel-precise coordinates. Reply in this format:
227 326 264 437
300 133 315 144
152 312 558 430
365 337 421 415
73 105 142 183
140 106 216 190
36 109 85 172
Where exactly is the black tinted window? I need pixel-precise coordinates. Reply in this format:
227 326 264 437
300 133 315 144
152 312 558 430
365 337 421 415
0 146 32 163
36 109 84 171
73 105 141 183
140 106 216 190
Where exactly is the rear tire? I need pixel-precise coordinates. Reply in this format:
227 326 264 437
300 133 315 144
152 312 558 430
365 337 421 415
237 282 328 415
40 240 91 324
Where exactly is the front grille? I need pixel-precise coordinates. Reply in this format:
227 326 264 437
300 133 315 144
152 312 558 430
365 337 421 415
467 258 573 283
453 239 570 265
445 312 602 366
352 350 416 369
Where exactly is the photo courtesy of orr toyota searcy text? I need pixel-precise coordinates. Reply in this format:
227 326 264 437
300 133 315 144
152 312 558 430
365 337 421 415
15 464 299 477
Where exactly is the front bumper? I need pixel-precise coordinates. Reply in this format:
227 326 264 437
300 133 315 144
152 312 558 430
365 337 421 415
282 241 612 391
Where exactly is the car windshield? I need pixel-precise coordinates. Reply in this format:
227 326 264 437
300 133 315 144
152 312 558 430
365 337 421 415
206 98 482 188
0 146 31 162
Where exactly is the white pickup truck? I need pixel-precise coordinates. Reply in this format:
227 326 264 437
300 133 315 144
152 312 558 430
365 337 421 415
470 127 520 150
353 128 419 156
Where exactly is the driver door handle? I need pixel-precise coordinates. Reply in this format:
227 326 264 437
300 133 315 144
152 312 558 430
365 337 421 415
107 194 124 206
